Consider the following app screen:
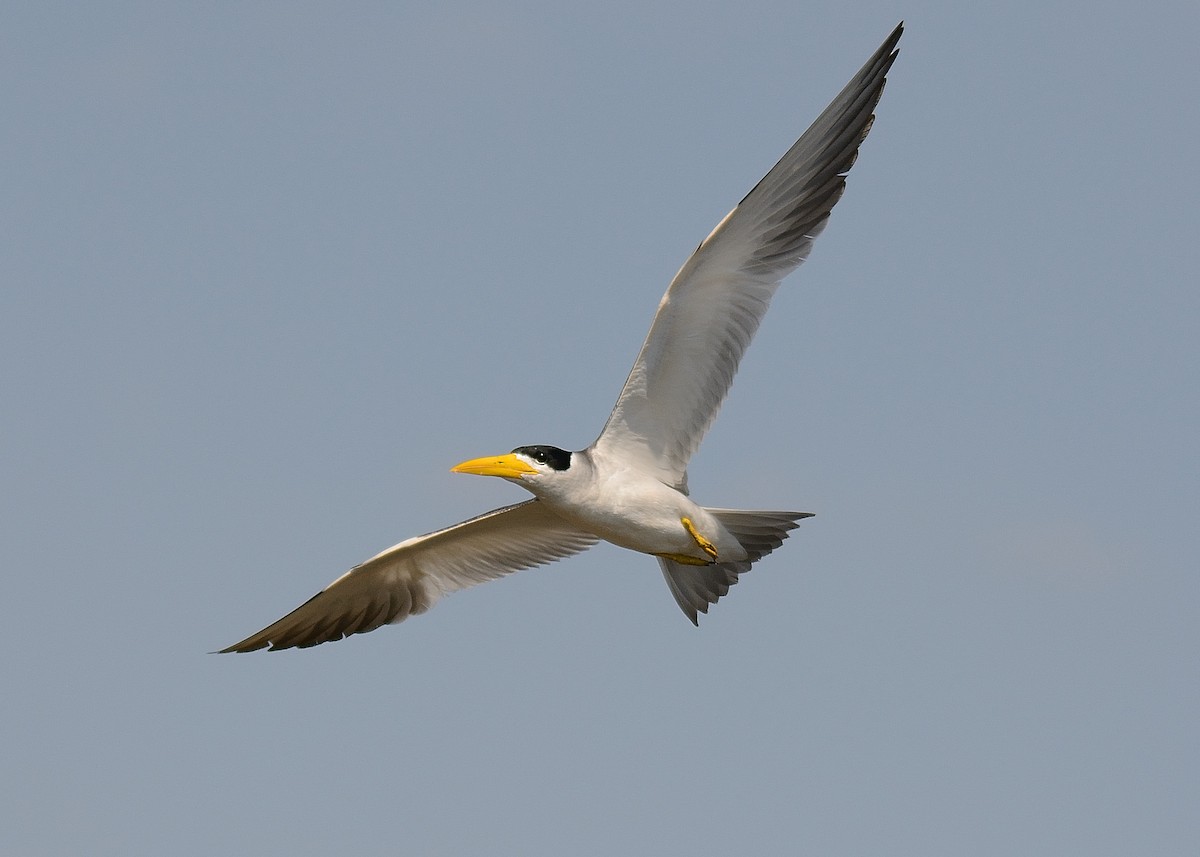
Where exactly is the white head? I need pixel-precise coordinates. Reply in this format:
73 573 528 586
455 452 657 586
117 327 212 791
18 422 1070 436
450 444 581 499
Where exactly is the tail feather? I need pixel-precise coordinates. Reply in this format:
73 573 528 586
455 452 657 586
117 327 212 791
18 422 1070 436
659 509 812 625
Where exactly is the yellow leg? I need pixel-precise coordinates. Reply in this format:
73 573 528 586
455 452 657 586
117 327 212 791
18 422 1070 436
681 516 719 561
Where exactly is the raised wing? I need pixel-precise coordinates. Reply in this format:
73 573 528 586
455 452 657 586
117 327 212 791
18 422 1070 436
220 500 598 652
592 24 901 487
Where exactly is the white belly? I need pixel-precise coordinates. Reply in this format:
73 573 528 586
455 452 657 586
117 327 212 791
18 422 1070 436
545 471 747 564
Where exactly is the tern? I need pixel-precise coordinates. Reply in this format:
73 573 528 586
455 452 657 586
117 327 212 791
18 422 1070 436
221 24 901 652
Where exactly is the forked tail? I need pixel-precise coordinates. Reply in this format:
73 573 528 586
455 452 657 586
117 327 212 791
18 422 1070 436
658 509 813 625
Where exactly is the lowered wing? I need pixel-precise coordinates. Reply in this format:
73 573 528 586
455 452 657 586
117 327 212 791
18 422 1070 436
221 500 598 652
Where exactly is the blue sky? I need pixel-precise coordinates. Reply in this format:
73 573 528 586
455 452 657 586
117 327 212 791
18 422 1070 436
2 2 1197 855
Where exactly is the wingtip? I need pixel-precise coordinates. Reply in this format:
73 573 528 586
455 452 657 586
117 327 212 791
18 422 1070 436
878 22 904 63
214 635 270 654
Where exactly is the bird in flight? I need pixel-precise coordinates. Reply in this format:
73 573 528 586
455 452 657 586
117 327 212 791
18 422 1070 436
221 24 902 652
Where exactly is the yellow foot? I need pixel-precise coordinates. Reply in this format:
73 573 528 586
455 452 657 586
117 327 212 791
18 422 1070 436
681 516 719 561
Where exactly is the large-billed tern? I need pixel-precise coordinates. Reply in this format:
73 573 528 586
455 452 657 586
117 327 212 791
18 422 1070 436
222 24 901 652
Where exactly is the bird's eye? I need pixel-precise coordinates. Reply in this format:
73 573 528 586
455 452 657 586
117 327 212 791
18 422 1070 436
511 445 570 471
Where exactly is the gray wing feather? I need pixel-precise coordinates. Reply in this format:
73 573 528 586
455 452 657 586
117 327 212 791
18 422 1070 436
594 25 901 486
221 500 598 652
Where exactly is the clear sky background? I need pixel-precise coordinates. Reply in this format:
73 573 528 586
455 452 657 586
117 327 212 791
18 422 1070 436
3 2 1197 855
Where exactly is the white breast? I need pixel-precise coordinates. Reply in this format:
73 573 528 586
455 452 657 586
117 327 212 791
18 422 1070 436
541 458 746 563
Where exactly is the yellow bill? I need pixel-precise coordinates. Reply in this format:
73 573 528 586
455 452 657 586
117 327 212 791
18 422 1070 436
450 453 538 479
